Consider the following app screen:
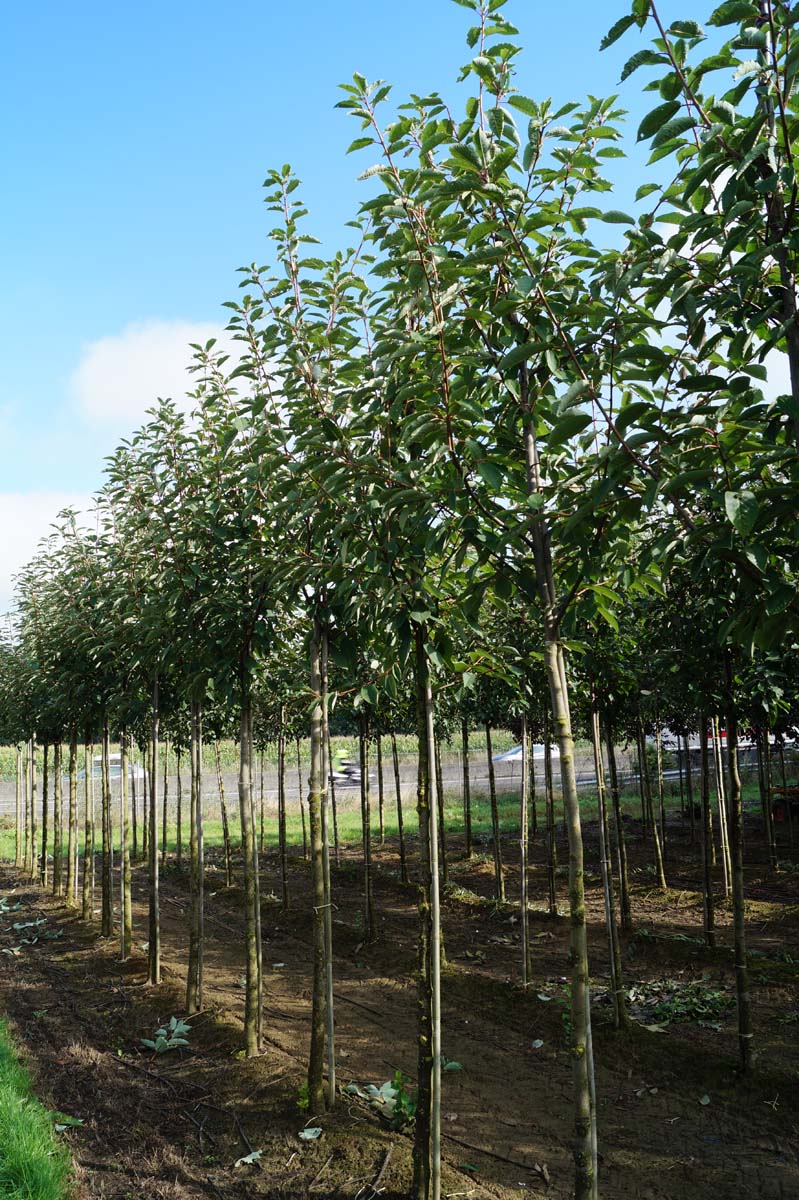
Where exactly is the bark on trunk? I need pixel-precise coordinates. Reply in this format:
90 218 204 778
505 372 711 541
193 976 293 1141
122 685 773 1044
66 735 78 906
461 719 472 858
485 724 504 901
238 694 262 1056
700 716 716 949
724 657 753 1073
603 721 632 933
148 681 160 984
391 732 408 884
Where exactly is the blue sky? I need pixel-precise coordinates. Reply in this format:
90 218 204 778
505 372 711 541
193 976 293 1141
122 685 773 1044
0 0 687 607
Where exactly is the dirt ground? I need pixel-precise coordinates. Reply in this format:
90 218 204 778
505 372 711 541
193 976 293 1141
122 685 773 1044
0 814 797 1200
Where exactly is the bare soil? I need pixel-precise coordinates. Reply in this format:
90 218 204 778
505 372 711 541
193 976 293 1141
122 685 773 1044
0 815 797 1200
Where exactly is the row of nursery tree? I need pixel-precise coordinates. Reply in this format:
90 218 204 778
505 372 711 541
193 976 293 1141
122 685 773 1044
2 2 799 1196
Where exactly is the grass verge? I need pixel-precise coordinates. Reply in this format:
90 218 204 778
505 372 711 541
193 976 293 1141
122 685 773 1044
0 1019 71 1200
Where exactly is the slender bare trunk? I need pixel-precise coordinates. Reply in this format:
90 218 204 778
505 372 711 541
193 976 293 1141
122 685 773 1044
215 740 233 888
520 714 530 986
66 734 78 906
278 713 289 911
359 716 376 941
391 732 408 884
544 718 557 915
101 722 113 937
700 715 716 949
40 745 49 888
186 701 205 1013
29 739 38 882
485 723 504 901
238 693 262 1055
461 719 472 858
82 740 94 920
724 654 753 1072
148 680 160 984
53 743 63 896
411 628 442 1200
377 733 386 847
603 721 632 933
591 708 628 1030
15 746 23 869
297 737 308 860
121 729 132 959
308 623 328 1109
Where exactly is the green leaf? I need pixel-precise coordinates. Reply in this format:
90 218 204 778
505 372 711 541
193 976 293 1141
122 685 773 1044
668 20 703 37
600 210 636 225
476 461 504 491
708 2 756 26
651 114 697 147
499 341 538 371
508 95 538 117
724 490 759 537
620 50 670 83
600 13 639 51
548 412 593 447
637 101 680 142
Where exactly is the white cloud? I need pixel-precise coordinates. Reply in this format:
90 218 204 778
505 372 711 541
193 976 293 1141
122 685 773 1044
0 492 93 616
69 319 229 428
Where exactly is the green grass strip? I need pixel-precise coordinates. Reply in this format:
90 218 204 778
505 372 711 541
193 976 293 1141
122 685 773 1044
0 1019 71 1200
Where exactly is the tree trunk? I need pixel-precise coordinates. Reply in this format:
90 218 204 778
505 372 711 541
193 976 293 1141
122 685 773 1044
411 628 441 1200
186 701 205 1013
148 680 161 985
121 729 132 960
101 722 113 937
131 748 138 863
23 742 30 876
297 737 308 860
82 740 94 920
308 622 329 1110
638 721 666 889
603 721 632 933
485 724 504 901
524 403 595 1198
15 746 23 869
377 733 385 847
259 748 265 854
392 732 408 884
684 734 696 845
461 719 472 858
713 717 731 898
66 735 78 905
325 710 340 869
238 694 262 1056
176 747 183 867
215 740 234 888
40 744 49 888
142 742 149 864
591 708 628 1031
757 726 777 870
434 735 447 886
278 713 289 911
359 716 376 941
724 655 753 1072
544 720 557 916
655 720 667 852
520 714 530 987
161 740 169 868
53 743 63 896
700 715 716 949
320 629 336 1108
29 739 38 882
